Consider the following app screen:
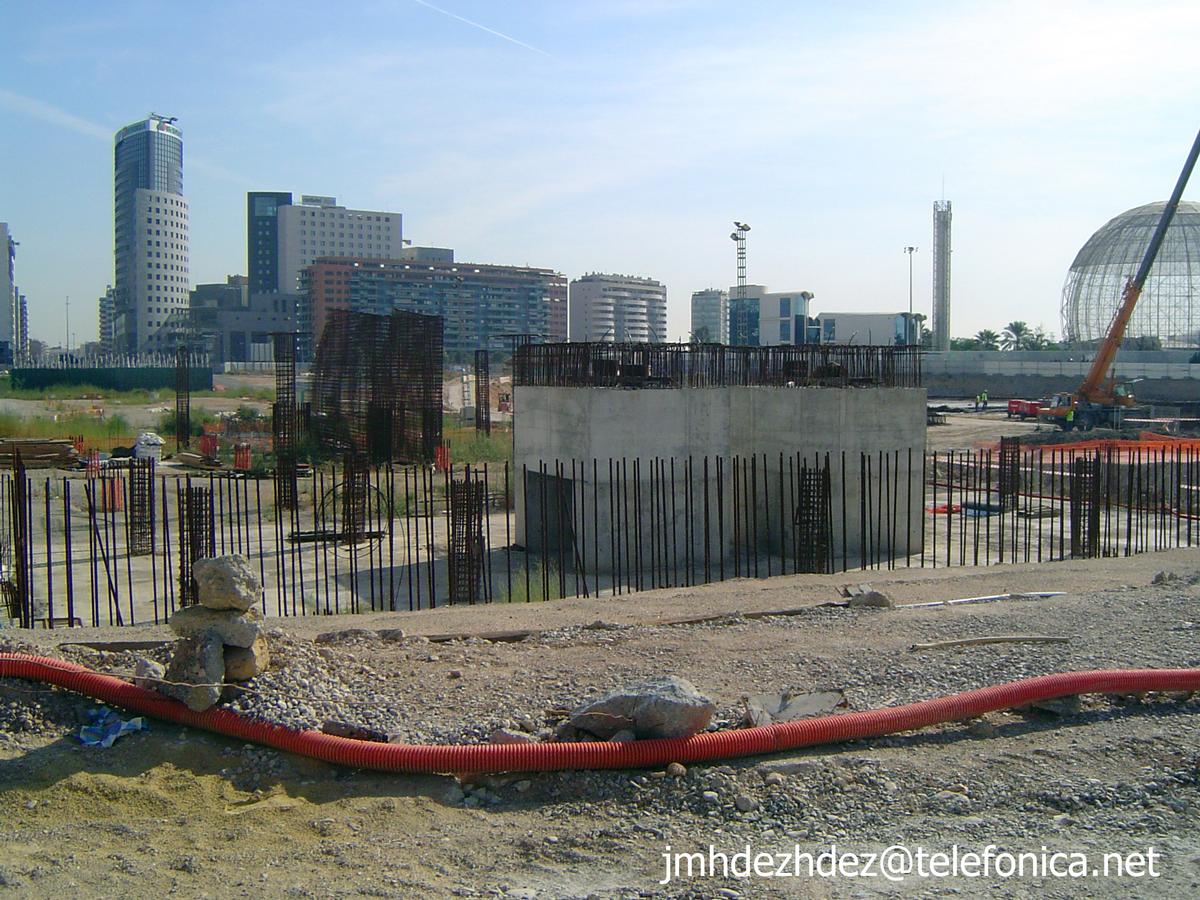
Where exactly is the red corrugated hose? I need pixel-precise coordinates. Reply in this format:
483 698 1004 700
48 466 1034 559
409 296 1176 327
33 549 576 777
1 652 1197 774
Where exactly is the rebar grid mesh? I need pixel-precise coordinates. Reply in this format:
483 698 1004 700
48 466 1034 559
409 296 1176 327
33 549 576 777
174 346 191 450
310 309 444 463
474 350 491 436
272 332 299 509
513 342 921 389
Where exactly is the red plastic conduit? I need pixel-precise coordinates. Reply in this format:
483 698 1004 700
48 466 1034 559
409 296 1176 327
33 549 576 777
2 653 1197 774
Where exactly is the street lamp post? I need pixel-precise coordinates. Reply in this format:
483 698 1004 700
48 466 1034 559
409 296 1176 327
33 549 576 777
904 246 918 345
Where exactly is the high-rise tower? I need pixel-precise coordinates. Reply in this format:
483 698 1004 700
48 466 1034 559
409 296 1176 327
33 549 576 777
932 201 952 352
113 114 189 353
247 191 292 293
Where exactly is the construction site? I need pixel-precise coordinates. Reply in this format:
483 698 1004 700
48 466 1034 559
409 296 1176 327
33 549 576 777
5 134 1200 897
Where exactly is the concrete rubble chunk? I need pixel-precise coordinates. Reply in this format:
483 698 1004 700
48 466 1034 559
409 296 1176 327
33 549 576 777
170 605 262 648
567 676 715 740
192 554 261 612
489 728 538 745
133 657 165 690
848 590 894 609
224 635 270 682
315 628 380 645
159 630 225 711
743 689 846 727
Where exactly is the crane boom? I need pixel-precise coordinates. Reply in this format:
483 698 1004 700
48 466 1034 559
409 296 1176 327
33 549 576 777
1078 127 1200 401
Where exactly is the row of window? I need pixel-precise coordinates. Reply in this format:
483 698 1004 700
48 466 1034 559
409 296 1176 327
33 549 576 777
298 209 392 222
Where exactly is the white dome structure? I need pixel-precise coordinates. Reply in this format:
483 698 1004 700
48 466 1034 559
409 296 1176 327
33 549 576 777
1061 200 1200 347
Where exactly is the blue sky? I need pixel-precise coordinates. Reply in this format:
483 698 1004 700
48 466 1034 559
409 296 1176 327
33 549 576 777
2 0 1200 347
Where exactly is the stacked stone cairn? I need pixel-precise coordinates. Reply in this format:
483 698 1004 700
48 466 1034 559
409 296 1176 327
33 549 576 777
154 554 270 711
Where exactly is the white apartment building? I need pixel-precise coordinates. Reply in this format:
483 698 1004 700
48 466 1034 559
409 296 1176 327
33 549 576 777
134 190 190 349
729 285 814 346
815 311 915 345
569 273 667 343
690 288 729 343
276 195 404 293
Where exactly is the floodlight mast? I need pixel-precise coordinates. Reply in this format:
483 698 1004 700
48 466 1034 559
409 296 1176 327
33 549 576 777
731 221 751 344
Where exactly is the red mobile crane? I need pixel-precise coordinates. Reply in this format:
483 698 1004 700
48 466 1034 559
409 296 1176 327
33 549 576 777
1039 127 1200 431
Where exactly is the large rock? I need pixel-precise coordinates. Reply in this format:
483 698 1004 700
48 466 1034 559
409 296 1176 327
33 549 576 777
567 676 715 740
223 635 270 681
848 590 893 609
159 630 225 711
170 605 262 648
133 657 165 690
193 555 261 612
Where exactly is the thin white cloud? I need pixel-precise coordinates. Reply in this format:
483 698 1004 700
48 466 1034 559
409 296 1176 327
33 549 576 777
410 0 550 56
0 88 111 141
0 88 249 185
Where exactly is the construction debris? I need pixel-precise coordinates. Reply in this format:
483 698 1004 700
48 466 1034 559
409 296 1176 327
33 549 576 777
560 676 715 741
0 438 78 469
156 554 271 710
910 635 1070 652
741 689 847 727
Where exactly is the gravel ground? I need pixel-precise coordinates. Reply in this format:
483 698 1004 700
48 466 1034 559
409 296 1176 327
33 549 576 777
2 550 1200 897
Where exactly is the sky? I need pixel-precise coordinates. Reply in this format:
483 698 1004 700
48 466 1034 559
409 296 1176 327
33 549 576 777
3 0 1200 348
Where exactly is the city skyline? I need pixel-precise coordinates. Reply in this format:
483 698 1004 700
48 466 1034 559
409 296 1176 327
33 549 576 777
3 1 1200 348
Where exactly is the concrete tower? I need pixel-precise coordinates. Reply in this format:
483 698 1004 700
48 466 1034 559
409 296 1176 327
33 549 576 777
0 223 14 364
932 200 952 351
113 114 189 353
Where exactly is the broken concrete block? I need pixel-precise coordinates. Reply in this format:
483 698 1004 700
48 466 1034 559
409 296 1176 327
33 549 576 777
193 554 261 611
567 676 715 740
223 634 270 682
133 657 166 690
743 689 846 726
848 590 894 609
489 728 538 745
170 605 262 648
159 630 224 711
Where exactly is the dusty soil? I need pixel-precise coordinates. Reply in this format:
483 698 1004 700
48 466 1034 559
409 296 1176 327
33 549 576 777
3 548 1200 897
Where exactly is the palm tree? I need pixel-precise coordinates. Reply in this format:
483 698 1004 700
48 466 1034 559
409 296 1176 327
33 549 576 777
1001 321 1031 351
910 313 928 347
1026 326 1055 350
974 329 1000 351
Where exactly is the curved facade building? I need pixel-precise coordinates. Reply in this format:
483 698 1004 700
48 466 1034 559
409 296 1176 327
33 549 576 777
113 115 189 353
1061 200 1200 347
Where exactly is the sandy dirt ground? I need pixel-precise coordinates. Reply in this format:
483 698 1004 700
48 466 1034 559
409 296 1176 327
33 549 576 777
3 548 1200 898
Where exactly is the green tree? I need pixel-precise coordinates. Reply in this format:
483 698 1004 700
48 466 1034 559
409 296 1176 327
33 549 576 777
974 329 1000 350
1001 321 1031 351
689 325 713 344
1025 326 1057 350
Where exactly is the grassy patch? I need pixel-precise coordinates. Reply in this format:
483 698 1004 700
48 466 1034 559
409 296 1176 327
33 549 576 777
497 559 561 603
443 425 512 463
0 410 136 445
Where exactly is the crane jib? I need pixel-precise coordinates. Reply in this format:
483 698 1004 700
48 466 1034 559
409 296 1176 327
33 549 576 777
1132 127 1200 291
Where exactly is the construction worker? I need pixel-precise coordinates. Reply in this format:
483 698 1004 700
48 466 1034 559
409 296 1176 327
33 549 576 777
974 393 981 411
981 390 988 410
1066 407 1075 428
